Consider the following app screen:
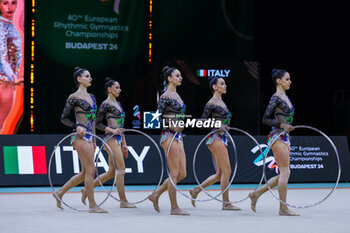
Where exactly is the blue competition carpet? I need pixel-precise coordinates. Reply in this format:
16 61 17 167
0 183 349 194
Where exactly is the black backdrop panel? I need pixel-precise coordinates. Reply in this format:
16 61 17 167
0 134 349 186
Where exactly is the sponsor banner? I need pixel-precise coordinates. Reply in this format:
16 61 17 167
0 134 349 186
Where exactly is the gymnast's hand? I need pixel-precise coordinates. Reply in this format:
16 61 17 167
174 126 184 133
112 128 123 135
76 125 86 135
281 123 294 132
0 76 10 82
13 78 24 86
122 144 128 159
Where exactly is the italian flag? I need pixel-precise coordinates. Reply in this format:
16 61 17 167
197 69 207 77
3 146 47 174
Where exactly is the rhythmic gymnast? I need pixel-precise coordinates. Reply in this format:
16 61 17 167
148 66 190 215
249 68 299 216
81 77 136 208
189 77 241 211
0 0 23 132
54 67 107 213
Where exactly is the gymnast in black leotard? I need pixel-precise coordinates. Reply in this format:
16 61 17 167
202 96 232 146
189 77 241 211
249 68 299 216
80 77 135 208
54 67 107 213
60 88 97 144
148 66 190 216
157 91 186 144
263 91 294 147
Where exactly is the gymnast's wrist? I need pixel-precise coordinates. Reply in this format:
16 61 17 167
105 127 114 134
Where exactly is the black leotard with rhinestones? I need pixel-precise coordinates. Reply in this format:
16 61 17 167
61 93 97 132
95 100 125 131
157 96 186 129
201 104 232 127
262 94 294 129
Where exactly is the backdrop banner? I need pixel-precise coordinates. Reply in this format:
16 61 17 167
0 134 349 186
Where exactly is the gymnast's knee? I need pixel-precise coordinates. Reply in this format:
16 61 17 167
278 167 290 184
116 169 125 176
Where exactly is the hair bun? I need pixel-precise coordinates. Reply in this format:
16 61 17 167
74 66 81 73
271 68 279 76
105 77 112 82
162 66 170 74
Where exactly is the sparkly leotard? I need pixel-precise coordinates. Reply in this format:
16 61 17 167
262 94 294 147
0 16 21 82
157 91 186 144
61 92 97 144
96 100 125 144
201 98 232 146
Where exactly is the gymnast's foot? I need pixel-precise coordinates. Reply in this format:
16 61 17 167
222 203 241 211
189 188 198 207
89 206 108 213
170 208 190 216
148 193 160 212
279 208 300 216
248 191 258 212
81 188 87 205
52 191 63 210
120 202 136 208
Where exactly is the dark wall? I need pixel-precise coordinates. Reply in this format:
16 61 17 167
19 0 350 138
152 0 350 137
154 0 254 61
254 0 350 136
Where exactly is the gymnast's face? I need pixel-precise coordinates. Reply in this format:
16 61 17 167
213 78 227 94
108 82 121 98
77 70 92 88
0 0 17 21
168 69 182 87
277 72 291 91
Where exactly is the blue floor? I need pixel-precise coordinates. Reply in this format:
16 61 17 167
0 183 349 194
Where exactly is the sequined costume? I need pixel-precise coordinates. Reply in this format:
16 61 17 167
0 16 21 82
61 92 97 144
157 91 186 144
201 98 232 146
95 100 125 144
262 94 294 147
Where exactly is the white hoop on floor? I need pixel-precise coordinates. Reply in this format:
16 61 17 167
193 127 265 204
98 129 164 205
263 125 342 208
165 128 238 202
48 132 116 212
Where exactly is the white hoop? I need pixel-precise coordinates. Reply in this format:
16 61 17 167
263 125 342 208
165 128 238 202
193 127 265 204
97 129 164 205
48 132 117 212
